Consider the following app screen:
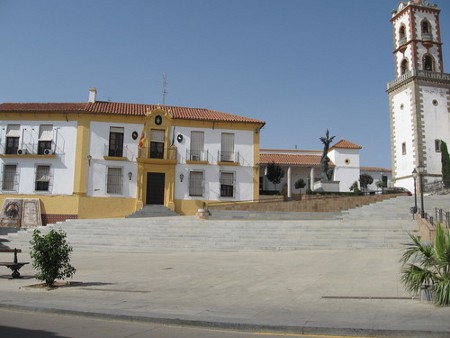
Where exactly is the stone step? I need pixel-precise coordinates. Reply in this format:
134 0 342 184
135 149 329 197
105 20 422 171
126 205 179 218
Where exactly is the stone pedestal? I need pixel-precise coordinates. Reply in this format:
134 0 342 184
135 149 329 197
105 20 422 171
0 198 42 228
196 208 209 219
313 181 340 192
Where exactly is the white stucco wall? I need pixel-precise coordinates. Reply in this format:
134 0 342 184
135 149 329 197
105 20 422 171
328 148 360 192
87 121 142 198
173 126 255 202
421 86 450 180
0 121 77 195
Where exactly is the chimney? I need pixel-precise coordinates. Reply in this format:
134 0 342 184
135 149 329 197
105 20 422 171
88 87 97 103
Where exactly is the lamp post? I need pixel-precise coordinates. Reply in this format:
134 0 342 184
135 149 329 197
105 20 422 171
412 168 418 218
417 163 425 218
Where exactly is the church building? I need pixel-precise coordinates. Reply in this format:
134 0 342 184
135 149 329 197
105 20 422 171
387 0 450 192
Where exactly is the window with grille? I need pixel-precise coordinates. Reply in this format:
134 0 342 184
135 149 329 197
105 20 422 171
35 165 51 192
150 129 165 159
189 171 203 197
2 165 17 191
220 133 234 162
38 124 53 155
107 167 123 194
108 127 124 157
5 124 20 155
220 172 234 197
190 131 204 161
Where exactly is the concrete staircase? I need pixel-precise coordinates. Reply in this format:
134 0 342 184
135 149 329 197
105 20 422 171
126 205 179 218
1 195 440 253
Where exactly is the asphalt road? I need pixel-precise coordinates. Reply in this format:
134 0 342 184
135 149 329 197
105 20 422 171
0 308 372 338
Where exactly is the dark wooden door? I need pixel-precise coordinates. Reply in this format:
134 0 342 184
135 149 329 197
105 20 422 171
146 173 165 205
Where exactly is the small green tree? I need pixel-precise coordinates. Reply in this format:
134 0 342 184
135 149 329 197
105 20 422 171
266 161 284 191
359 174 373 192
294 178 306 190
440 141 450 188
30 229 76 287
349 181 361 194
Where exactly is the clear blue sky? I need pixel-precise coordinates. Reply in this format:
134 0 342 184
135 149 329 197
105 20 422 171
1 1 449 168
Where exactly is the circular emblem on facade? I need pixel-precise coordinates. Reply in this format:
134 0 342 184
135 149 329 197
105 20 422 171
155 115 162 125
4 202 19 219
177 134 183 143
132 131 138 140
345 158 351 165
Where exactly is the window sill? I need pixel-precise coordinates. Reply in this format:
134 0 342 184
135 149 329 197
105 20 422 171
217 161 240 166
0 154 57 159
186 160 208 165
104 156 128 161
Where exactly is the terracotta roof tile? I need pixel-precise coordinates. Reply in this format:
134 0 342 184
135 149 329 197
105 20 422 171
0 102 264 125
360 166 392 173
0 102 86 111
260 153 334 167
330 139 362 150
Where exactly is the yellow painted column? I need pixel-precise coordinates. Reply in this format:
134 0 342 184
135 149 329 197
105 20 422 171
73 118 90 196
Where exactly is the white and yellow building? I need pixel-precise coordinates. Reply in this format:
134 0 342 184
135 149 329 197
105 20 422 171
0 88 265 223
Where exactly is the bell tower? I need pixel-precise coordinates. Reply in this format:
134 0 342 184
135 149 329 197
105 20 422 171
387 0 450 192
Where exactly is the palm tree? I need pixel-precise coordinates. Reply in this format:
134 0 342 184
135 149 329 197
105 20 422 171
400 224 450 306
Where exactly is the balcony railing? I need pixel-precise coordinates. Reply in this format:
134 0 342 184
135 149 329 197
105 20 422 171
421 33 433 41
218 150 240 163
186 149 208 162
138 146 177 161
0 141 60 156
103 144 136 161
387 70 450 91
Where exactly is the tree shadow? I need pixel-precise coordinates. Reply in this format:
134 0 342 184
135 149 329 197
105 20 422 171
0 325 69 338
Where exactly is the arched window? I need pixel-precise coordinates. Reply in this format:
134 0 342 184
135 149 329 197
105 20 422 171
401 59 408 75
399 25 406 45
423 54 434 71
421 20 432 40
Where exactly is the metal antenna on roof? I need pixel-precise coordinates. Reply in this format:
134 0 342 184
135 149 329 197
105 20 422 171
162 72 168 106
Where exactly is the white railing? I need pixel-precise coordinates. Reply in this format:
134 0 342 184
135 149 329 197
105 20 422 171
387 70 450 91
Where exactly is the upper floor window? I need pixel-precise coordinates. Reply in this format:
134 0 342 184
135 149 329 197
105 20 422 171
402 142 407 155
423 54 434 71
35 165 51 192
401 59 408 75
220 172 235 198
38 124 53 155
220 133 235 162
150 129 164 159
109 127 124 157
107 167 123 194
422 21 430 34
2 164 17 191
5 124 20 155
189 171 204 197
190 131 204 161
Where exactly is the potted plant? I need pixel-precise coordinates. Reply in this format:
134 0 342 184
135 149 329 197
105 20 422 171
400 223 450 306
196 202 210 219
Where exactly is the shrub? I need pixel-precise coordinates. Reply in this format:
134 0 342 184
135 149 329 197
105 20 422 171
400 224 450 306
30 229 76 287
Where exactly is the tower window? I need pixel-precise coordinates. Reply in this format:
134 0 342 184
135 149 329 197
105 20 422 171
423 55 434 71
401 59 408 75
435 139 442 153
402 142 407 155
399 25 406 45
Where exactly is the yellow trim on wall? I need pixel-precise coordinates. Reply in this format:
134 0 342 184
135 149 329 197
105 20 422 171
73 118 90 196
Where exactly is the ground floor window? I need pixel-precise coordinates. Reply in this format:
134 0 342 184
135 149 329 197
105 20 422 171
220 172 234 197
189 171 204 197
2 164 17 191
35 165 51 192
107 167 123 194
